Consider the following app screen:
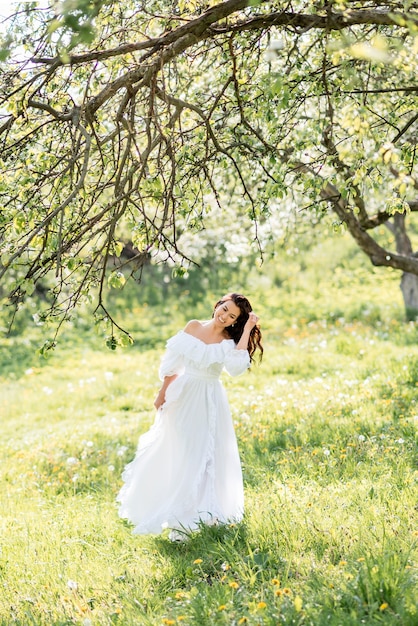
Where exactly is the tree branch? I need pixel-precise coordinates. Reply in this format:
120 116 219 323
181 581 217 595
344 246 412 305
219 9 418 34
0 121 91 282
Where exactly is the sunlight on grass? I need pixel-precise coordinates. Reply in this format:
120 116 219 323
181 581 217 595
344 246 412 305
1 240 417 625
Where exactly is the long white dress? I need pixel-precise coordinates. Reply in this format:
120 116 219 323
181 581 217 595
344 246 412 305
117 330 250 535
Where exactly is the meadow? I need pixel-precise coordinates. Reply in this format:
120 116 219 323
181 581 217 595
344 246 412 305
0 235 417 625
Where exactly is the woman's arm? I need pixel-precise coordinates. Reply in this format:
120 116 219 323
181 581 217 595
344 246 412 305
154 374 178 410
235 312 259 351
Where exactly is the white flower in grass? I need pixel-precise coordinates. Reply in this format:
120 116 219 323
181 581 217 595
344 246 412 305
358 435 366 442
104 371 114 380
67 579 78 590
42 386 53 395
66 457 78 466
323 449 331 457
396 438 405 444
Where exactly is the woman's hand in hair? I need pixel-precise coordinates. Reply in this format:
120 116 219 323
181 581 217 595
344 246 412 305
245 312 259 330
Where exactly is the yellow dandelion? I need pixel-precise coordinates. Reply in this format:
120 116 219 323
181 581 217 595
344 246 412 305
238 618 248 625
193 558 203 564
178 618 186 622
229 581 239 589
218 605 226 611
271 578 280 586
275 589 283 597
114 607 122 614
379 602 389 611
162 620 176 625
357 557 365 562
283 588 292 595
175 592 186 600
339 560 347 566
257 602 267 610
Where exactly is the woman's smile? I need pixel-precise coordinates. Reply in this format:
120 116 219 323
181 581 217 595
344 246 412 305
215 301 240 326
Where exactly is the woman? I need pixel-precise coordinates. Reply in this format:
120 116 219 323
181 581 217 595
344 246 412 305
117 293 263 540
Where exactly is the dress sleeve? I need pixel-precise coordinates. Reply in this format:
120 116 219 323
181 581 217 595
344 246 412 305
158 333 185 380
223 348 251 377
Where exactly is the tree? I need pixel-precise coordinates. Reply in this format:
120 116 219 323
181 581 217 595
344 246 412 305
2 0 418 348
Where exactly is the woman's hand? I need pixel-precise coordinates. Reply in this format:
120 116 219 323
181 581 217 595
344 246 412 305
153 374 178 410
245 312 259 330
154 389 166 410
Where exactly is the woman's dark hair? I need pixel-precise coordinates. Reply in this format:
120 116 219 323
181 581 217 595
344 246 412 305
213 293 263 363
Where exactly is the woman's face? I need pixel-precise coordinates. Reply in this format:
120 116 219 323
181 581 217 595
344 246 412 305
214 300 241 327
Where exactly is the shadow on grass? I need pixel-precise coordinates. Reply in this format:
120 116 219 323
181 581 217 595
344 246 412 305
150 519 284 590
0 324 168 382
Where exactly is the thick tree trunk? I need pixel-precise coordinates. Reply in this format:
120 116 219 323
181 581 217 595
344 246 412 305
400 272 418 320
387 214 418 320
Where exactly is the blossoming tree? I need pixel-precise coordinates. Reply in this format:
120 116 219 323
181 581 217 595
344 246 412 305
2 0 418 344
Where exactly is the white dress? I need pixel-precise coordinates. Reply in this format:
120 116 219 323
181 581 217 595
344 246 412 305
117 330 250 535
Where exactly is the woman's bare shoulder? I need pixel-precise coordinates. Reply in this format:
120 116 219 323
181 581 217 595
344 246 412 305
184 319 202 333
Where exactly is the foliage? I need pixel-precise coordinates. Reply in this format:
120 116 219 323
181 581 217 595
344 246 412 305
3 0 418 337
1 239 417 625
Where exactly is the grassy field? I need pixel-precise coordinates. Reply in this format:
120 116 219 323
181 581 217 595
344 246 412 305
0 236 417 625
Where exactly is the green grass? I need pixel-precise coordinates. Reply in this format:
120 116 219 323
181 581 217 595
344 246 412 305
1 236 418 625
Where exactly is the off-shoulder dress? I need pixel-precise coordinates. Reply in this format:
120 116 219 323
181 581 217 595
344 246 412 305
117 329 250 535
